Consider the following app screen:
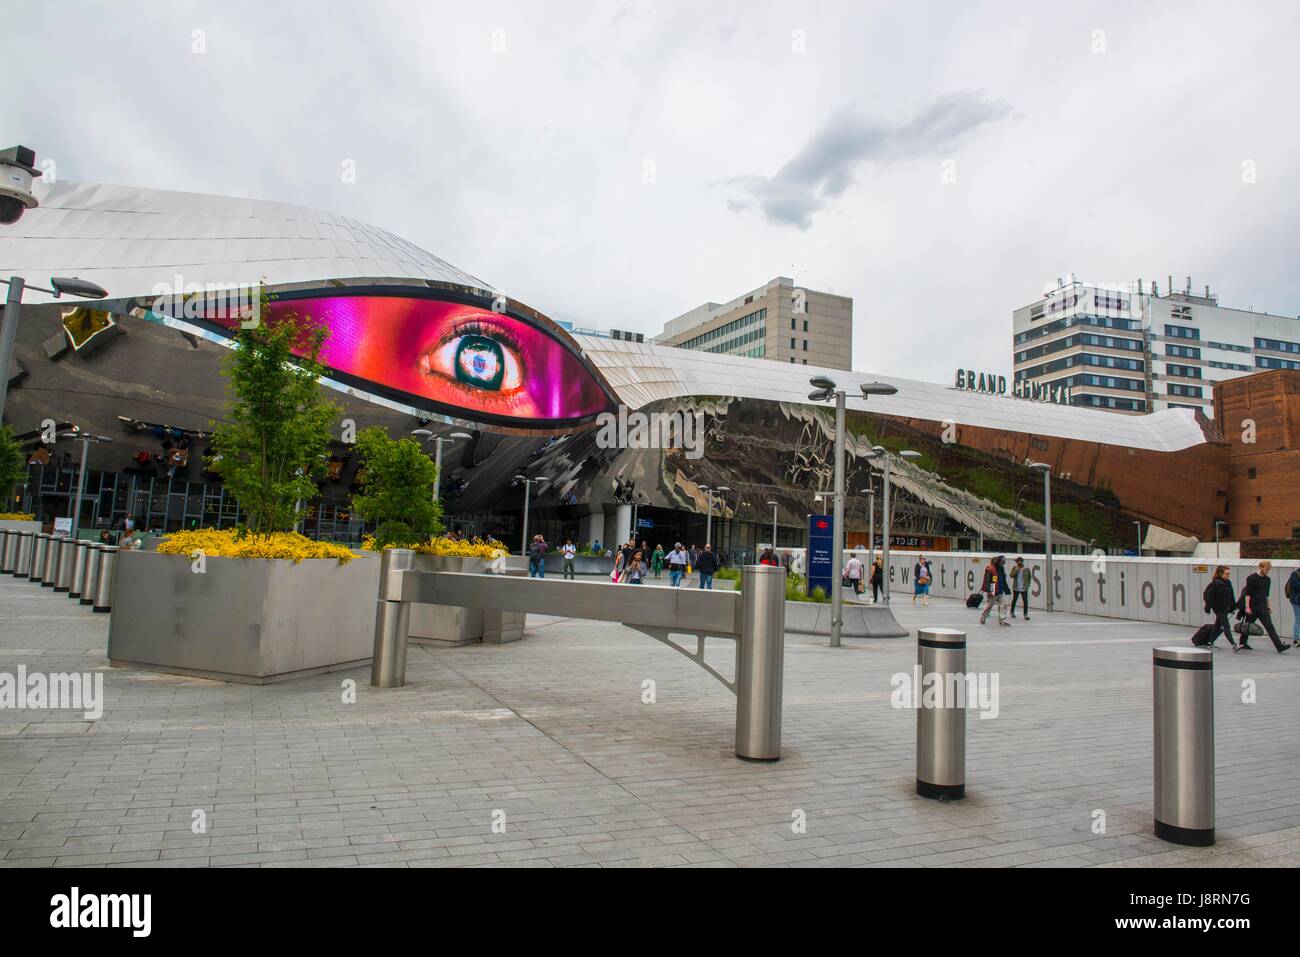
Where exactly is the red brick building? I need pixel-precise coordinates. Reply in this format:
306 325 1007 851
1214 370 1300 543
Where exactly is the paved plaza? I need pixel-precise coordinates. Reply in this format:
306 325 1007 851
2 573 1298 868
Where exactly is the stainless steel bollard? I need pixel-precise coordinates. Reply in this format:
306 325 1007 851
55 538 78 592
0 529 13 574
92 545 118 613
69 540 89 598
916 627 967 800
41 535 62 587
735 564 786 761
27 532 49 581
1153 646 1214 846
80 544 102 606
371 548 417 687
13 531 33 578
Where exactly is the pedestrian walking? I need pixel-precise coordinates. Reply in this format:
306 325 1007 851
870 559 884 603
695 543 718 589
527 534 548 579
1201 565 1238 650
1240 560 1292 653
561 539 576 580
913 555 932 606
1287 564 1300 643
651 544 664 579
844 554 864 596
1010 557 1031 620
622 551 646 584
667 543 688 587
979 555 1011 627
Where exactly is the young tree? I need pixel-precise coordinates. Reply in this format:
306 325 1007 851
0 426 25 509
210 295 339 536
350 426 443 547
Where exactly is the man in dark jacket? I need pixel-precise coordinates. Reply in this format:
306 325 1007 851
1202 565 1238 650
979 555 1011 626
695 543 719 589
1241 560 1291 652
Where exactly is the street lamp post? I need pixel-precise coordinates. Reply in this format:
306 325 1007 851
1 275 110 422
766 500 778 551
699 485 730 546
59 431 112 536
860 484 875 570
1030 462 1053 613
808 378 897 647
514 474 547 555
1214 520 1227 558
869 446 921 607
1133 521 1143 557
411 429 473 503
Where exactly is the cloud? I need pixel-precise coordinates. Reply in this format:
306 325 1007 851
728 92 1013 229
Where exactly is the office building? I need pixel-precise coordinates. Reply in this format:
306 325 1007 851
1013 276 1300 417
656 277 852 369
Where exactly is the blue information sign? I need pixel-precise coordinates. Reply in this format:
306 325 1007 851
807 513 835 597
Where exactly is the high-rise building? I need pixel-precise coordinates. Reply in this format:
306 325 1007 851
1012 276 1300 417
657 277 852 370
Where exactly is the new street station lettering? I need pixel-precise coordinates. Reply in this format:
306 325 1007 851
954 369 1072 405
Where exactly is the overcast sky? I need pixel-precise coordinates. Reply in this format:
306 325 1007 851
9 0 1300 382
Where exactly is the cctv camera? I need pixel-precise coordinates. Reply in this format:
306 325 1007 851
0 145 41 225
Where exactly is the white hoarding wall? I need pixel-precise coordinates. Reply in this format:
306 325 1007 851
867 550 1300 633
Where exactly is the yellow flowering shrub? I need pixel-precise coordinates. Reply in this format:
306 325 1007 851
0 513 36 521
156 529 354 564
360 533 507 559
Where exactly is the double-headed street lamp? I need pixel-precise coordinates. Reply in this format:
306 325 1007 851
698 484 730 546
1 275 109 421
859 483 876 569
808 377 898 647
411 429 473 502
514 474 548 555
57 430 112 536
867 445 921 607
1029 462 1054 613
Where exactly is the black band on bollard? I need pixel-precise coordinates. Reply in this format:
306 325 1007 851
918 638 966 650
917 779 965 800
1153 657 1212 671
1155 819 1214 847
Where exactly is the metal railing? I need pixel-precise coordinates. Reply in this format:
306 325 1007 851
369 548 786 761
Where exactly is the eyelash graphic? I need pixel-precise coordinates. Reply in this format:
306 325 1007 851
417 316 530 414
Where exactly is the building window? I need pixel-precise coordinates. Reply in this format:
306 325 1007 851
1250 524 1260 537
802 340 808 351
1164 324 1200 340
1256 355 1300 370
1248 467 1257 479
1255 336 1300 354
803 320 808 332
790 337 795 349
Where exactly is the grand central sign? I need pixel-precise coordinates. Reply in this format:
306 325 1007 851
954 369 1072 405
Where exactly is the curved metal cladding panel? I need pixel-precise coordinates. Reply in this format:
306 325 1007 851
0 180 491 305
573 335 1215 453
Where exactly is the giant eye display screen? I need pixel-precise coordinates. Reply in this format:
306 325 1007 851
209 292 615 427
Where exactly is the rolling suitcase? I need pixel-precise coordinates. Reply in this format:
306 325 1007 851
966 592 982 608
1190 623 1216 647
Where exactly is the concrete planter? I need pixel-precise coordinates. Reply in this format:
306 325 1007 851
0 520 41 534
408 554 493 646
784 599 908 638
107 550 380 684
